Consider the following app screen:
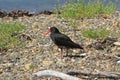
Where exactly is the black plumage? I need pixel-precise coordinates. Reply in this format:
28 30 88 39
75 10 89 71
45 27 83 58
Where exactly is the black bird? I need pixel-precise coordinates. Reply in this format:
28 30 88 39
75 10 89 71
45 27 83 59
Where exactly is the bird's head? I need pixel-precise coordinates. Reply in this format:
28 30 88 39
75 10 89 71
44 27 60 35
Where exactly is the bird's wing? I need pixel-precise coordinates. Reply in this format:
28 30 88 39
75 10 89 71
51 33 74 46
53 33 72 41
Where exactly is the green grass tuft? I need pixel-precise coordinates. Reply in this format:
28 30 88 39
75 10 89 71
82 28 110 39
29 64 35 70
0 23 26 49
57 0 116 19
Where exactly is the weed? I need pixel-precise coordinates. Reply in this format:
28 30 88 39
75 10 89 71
0 23 26 49
57 0 116 19
29 64 35 70
82 28 110 39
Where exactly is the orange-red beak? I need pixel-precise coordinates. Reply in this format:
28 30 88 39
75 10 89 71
44 29 51 35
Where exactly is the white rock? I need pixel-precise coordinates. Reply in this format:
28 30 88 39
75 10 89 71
117 60 120 64
114 42 120 46
79 53 87 57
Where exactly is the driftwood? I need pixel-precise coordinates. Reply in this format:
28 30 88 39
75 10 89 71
67 70 120 79
31 70 82 80
30 69 120 80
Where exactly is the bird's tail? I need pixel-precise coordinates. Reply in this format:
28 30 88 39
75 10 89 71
72 42 83 49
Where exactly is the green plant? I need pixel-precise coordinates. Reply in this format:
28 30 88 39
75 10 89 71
29 64 35 70
0 23 26 48
57 0 116 19
82 28 110 39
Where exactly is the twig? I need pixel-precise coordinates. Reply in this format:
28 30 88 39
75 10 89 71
30 70 82 80
67 70 120 79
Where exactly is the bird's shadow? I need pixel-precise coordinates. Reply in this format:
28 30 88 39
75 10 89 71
63 54 85 58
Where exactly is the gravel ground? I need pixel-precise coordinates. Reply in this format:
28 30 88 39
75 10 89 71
0 11 120 80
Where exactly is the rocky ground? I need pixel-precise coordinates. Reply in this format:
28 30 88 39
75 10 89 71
0 11 120 80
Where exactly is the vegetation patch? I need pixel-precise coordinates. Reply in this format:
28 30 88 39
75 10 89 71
82 28 110 39
0 23 26 49
57 0 116 19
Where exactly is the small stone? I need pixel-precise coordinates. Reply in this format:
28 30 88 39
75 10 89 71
24 63 31 70
80 53 87 57
114 42 120 46
117 60 120 64
42 61 53 66
71 58 75 62
0 65 4 71
115 55 120 59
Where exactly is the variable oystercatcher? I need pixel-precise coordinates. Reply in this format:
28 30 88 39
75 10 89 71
45 27 83 59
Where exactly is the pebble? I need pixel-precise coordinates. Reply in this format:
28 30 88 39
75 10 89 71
117 60 120 64
114 42 120 46
79 53 87 57
42 60 53 66
24 63 31 70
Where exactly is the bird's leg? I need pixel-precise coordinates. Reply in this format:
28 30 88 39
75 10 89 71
60 48 63 59
65 48 68 56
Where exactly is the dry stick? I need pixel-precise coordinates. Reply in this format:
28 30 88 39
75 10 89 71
31 70 82 80
67 70 120 79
